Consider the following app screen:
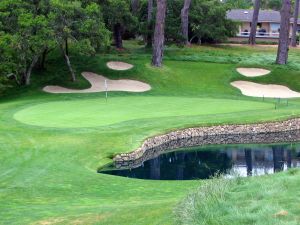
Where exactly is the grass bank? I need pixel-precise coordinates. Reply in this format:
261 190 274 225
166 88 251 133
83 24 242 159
176 169 300 225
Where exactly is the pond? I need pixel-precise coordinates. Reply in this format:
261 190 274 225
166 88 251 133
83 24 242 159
99 143 300 180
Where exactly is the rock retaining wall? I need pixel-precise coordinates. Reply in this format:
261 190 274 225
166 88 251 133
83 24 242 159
114 118 300 169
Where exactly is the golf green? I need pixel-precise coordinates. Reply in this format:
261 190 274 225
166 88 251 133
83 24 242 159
14 96 272 128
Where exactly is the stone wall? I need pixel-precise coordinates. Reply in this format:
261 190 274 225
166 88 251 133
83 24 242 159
114 118 300 169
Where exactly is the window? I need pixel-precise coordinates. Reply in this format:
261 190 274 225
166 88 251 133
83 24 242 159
270 23 280 33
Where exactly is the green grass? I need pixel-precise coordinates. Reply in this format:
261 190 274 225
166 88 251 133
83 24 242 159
176 170 300 225
14 97 272 128
1 41 300 225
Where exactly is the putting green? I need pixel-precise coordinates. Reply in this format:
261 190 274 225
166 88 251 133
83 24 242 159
14 97 272 128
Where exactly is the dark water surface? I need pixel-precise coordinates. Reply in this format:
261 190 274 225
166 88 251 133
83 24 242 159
100 143 300 180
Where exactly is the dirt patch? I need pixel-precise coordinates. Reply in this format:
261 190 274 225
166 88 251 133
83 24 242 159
274 210 289 217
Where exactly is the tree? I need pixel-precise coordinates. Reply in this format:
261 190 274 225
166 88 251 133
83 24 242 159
189 0 238 44
276 0 292 65
165 0 183 43
131 0 140 15
49 0 109 81
181 0 192 45
249 0 261 45
291 0 300 47
261 0 284 10
0 32 16 91
146 0 154 47
152 0 167 67
0 0 109 86
102 0 137 49
223 0 253 9
0 0 53 85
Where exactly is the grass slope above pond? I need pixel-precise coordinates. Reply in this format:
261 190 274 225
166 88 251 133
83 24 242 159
1 42 300 225
176 169 300 225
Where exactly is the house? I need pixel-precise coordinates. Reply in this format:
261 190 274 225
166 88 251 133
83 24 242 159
226 9 300 43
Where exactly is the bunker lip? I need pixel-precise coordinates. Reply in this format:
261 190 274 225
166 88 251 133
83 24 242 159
106 61 134 71
113 118 300 169
43 72 151 94
231 81 300 98
236 68 271 77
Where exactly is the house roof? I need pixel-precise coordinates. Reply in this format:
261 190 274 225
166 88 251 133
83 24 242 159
227 9 300 24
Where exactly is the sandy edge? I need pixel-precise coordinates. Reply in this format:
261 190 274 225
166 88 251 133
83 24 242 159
106 61 134 71
237 68 271 77
231 81 300 98
43 72 151 94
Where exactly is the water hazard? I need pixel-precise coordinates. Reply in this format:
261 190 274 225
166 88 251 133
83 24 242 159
99 143 300 180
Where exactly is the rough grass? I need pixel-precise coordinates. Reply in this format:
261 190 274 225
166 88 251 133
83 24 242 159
175 170 300 225
1 41 300 225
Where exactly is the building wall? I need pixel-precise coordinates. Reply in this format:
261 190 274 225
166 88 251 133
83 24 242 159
261 22 270 32
240 22 250 33
240 22 271 33
238 22 298 37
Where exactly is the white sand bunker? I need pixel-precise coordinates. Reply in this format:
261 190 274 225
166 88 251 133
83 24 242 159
231 81 300 98
107 61 134 71
43 72 151 94
237 68 271 77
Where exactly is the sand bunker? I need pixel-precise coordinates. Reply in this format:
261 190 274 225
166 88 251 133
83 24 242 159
231 81 300 98
237 68 271 77
43 72 151 94
106 61 134 71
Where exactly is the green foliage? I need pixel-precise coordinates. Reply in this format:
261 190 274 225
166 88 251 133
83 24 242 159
190 0 238 43
223 0 253 9
261 0 283 10
102 0 138 33
165 0 185 43
0 0 110 85
49 0 109 51
0 0 53 84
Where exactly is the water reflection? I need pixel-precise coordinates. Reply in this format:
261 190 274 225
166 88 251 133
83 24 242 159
100 144 300 180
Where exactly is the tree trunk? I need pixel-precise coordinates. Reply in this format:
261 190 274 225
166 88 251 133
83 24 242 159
146 0 154 47
37 48 50 70
181 0 192 45
23 56 39 85
65 38 69 56
291 0 300 47
131 0 139 15
114 23 123 49
276 0 292 65
151 0 167 67
249 0 260 45
60 44 76 82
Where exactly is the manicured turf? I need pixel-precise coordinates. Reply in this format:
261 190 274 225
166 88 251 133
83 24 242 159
1 42 300 225
14 97 272 128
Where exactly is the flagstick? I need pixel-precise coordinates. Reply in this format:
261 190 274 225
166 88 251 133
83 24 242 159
105 79 108 103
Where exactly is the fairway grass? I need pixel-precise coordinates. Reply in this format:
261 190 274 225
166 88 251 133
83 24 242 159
14 97 272 128
1 43 300 225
